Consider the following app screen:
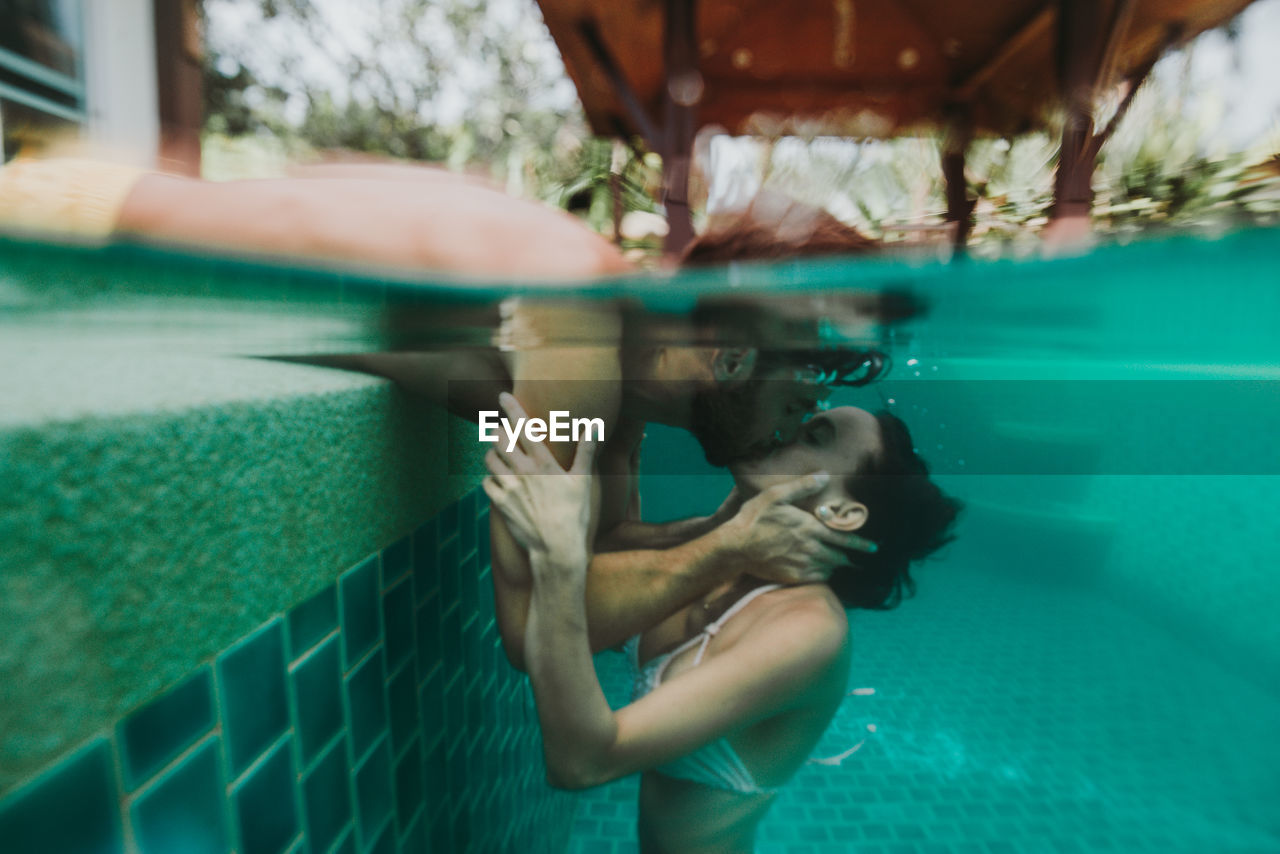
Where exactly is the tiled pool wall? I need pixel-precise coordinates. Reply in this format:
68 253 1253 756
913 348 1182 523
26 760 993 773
0 490 576 854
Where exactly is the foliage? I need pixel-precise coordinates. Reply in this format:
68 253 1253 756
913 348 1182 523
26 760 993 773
200 0 660 232
203 2 1279 253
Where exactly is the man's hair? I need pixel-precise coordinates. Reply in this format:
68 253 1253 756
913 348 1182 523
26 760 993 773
681 198 879 265
827 411 962 610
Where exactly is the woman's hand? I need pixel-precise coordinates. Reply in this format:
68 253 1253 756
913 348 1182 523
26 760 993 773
482 392 597 573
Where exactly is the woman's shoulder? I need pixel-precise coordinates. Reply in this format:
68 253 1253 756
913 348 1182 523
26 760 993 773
751 584 850 664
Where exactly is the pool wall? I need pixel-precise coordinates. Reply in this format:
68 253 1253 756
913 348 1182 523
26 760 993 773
0 361 575 853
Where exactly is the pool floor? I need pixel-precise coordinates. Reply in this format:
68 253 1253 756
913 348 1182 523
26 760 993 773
566 563 1280 854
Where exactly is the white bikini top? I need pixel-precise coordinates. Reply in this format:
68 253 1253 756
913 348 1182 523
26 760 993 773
628 583 785 795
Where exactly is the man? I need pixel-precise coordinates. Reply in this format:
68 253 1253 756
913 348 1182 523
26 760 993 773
0 155 888 668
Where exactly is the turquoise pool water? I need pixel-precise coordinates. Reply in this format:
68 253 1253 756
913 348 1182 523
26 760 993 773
570 230 1280 853
3 228 1278 853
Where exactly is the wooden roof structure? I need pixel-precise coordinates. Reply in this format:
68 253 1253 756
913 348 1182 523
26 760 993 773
538 0 1254 140
535 0 1259 253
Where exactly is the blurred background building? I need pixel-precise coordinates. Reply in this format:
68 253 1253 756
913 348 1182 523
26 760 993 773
1 0 202 172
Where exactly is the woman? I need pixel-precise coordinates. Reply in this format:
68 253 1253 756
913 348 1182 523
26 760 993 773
483 392 960 853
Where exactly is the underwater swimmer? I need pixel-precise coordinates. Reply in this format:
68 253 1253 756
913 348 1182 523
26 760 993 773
484 394 960 854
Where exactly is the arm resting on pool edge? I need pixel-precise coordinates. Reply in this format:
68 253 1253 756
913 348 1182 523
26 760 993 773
115 172 631 279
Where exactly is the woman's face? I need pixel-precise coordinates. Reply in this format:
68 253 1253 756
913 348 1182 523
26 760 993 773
729 406 883 505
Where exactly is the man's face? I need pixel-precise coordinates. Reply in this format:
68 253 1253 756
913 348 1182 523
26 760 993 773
730 406 883 498
689 365 833 467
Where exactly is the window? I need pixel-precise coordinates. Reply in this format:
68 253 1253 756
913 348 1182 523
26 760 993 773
0 0 86 161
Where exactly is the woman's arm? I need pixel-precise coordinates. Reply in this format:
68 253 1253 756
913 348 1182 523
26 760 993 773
525 561 848 789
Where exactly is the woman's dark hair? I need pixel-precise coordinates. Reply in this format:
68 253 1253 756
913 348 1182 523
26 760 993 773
826 410 962 610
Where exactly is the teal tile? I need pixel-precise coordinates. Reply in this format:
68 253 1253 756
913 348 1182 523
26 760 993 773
449 804 471 853
301 737 350 854
415 591 441 680
232 738 298 854
119 667 215 789
400 810 427 854
0 737 123 854
218 619 288 778
477 505 491 571
382 579 415 674
438 538 460 617
460 551 480 629
341 556 381 670
463 612 483 687
459 492 477 556
290 636 343 767
345 649 388 764
386 663 419 756
411 520 438 606
287 586 338 661
354 740 393 847
382 536 412 588
446 739 469 800
439 501 459 540
430 810 453 853
441 607 462 679
393 740 424 832
332 830 356 854
368 821 395 854
444 674 465 751
131 739 228 854
422 741 448 818
419 667 445 750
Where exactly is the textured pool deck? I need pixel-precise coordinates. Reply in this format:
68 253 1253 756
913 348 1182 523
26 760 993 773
567 562 1280 854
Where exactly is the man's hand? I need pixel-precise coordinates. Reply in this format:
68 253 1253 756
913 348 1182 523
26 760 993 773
719 473 877 584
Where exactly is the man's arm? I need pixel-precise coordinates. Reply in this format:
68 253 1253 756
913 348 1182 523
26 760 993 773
495 471 863 672
596 486 744 552
116 172 630 278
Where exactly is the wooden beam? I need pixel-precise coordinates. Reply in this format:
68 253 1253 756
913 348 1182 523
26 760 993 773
941 103 974 254
1088 23 1182 160
1051 0 1108 222
578 19 662 148
153 0 203 175
662 0 699 257
954 3 1056 101
1093 0 1136 92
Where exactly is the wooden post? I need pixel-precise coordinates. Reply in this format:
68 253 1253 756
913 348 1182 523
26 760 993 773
942 104 974 255
153 0 203 175
1049 0 1108 229
662 0 700 257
